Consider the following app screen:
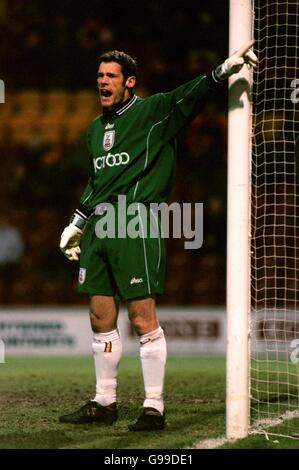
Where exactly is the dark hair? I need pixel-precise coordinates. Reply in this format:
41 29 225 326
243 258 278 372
98 50 138 80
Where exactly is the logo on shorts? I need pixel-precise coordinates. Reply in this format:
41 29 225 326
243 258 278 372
103 130 115 151
79 268 86 284
130 277 143 285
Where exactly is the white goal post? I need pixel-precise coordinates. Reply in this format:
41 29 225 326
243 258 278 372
227 0 299 440
226 0 252 439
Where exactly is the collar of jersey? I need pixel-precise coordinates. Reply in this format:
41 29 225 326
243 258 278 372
103 94 137 117
116 94 138 115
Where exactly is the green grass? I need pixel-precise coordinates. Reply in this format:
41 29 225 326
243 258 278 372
219 434 299 449
0 356 225 449
0 355 299 449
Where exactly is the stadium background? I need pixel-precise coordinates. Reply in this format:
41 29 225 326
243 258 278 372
0 0 228 307
2 0 299 452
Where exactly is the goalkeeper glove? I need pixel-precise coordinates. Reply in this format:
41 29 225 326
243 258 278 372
213 39 258 82
60 224 82 261
60 209 88 261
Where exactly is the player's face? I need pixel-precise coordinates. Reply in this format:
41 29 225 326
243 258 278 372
97 62 135 111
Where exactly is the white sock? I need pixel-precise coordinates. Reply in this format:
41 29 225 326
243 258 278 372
92 328 122 406
139 326 167 415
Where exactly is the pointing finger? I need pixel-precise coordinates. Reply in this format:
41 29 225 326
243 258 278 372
236 39 255 57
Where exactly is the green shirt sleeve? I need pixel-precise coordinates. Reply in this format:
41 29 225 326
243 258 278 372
148 73 221 141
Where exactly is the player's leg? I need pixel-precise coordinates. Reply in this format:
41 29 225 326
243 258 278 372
59 295 121 425
78 216 123 409
127 295 158 334
59 217 121 424
127 296 167 431
89 295 122 408
106 207 167 430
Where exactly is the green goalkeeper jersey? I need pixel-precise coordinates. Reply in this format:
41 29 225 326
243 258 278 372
78 72 220 217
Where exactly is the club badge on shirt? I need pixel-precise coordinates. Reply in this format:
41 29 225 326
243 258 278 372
103 130 115 151
79 268 86 284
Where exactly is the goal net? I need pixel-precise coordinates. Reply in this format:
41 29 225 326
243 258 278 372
251 0 299 438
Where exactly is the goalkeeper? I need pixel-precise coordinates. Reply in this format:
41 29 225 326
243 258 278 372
59 43 257 430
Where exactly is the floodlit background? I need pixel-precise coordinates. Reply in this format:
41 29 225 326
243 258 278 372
0 0 229 307
1 0 299 451
0 1 232 450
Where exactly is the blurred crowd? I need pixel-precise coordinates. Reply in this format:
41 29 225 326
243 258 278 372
0 0 229 305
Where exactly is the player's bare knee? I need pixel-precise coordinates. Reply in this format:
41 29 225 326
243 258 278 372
89 310 103 332
89 295 118 332
89 309 115 333
130 316 146 335
128 310 158 335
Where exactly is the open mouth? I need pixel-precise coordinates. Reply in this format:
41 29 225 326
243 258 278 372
101 90 112 97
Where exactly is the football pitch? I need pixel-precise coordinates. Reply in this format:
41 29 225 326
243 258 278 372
0 356 299 450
